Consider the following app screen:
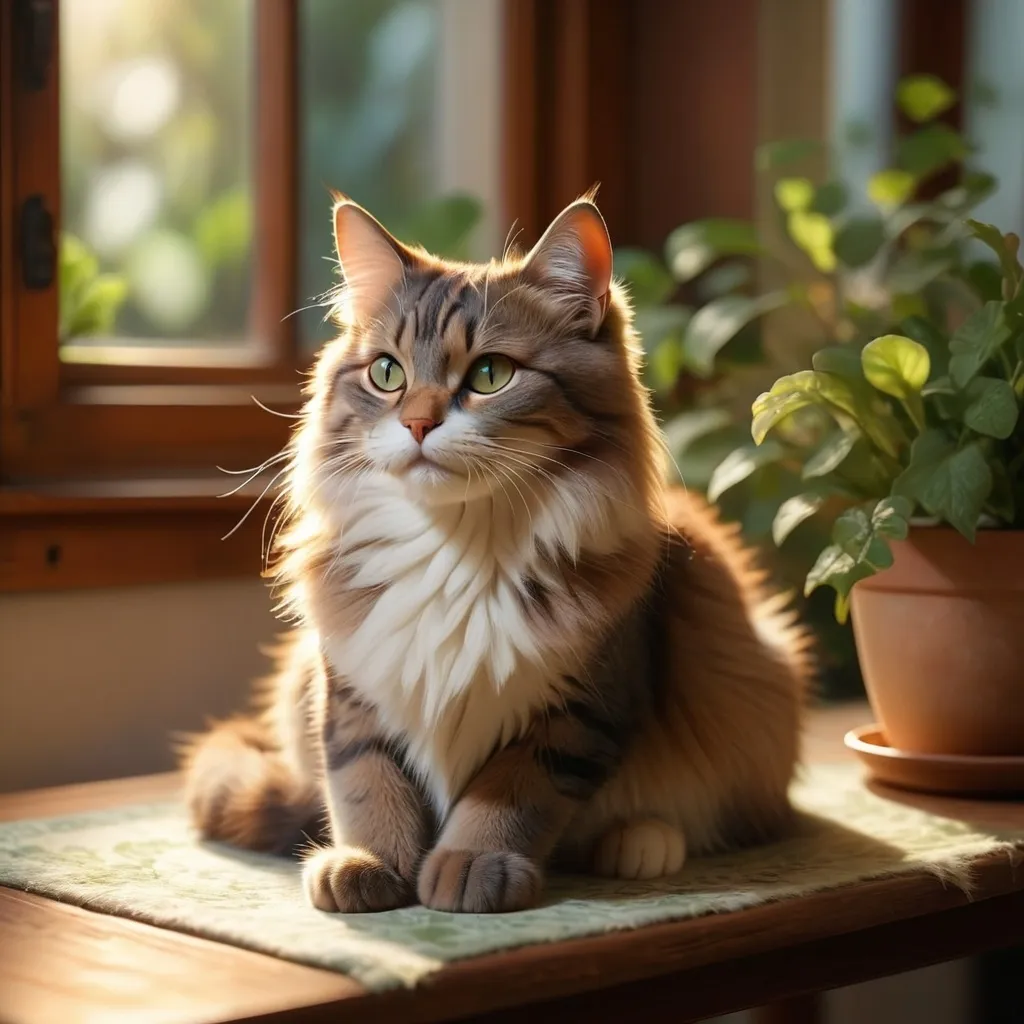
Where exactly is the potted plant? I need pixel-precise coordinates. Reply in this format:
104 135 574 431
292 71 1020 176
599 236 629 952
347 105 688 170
615 73 1004 701
750 216 1024 759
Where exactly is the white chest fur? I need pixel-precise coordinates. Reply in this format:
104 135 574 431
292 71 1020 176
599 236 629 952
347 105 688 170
319 476 568 812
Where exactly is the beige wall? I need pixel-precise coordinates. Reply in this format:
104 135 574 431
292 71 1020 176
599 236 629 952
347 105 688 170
0 579 278 793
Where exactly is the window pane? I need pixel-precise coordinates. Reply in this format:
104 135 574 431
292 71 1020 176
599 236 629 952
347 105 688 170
299 0 502 350
60 0 254 350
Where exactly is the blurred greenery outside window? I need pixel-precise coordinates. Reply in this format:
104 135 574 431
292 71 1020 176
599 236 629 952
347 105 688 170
59 0 499 357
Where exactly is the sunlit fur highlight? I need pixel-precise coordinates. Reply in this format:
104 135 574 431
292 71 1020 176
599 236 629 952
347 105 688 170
180 196 813 913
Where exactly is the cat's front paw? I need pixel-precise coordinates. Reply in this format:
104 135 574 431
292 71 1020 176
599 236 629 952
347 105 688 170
418 848 542 913
303 846 414 913
593 818 687 880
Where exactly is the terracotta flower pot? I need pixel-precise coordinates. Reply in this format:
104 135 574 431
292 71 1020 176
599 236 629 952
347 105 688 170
850 527 1024 757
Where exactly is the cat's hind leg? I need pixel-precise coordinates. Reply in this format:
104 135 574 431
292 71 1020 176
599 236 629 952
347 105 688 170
181 715 321 854
592 818 687 880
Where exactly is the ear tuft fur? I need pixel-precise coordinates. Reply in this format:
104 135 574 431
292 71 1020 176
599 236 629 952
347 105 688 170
523 198 613 335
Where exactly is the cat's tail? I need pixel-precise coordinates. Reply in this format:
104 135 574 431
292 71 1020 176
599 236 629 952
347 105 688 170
176 715 322 855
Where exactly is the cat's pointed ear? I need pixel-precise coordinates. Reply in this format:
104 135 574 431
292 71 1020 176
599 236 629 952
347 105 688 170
333 198 408 323
523 198 613 335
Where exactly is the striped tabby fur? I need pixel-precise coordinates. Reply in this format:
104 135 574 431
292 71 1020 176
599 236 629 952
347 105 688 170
180 196 813 913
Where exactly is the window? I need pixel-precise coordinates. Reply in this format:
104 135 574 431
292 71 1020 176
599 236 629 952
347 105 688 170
1 0 502 589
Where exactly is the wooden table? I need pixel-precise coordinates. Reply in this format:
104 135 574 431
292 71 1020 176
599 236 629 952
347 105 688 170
1 702 1022 1024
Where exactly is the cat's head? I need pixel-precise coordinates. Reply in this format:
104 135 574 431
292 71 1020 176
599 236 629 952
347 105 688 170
296 196 657 510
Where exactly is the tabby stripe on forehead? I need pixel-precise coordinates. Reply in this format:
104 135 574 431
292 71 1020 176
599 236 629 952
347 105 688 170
463 315 477 351
391 310 408 350
438 282 476 344
416 275 451 340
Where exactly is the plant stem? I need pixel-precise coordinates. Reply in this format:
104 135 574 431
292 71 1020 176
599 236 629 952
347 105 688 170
999 347 1015 379
901 396 926 435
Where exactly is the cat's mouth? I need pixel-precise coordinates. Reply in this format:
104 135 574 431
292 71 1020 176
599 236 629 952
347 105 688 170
402 452 460 478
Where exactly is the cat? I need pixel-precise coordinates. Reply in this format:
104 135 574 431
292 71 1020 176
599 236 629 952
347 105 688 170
180 195 813 914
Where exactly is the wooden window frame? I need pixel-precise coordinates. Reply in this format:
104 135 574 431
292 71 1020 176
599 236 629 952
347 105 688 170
0 0 739 592
0 1 308 591
0 0 302 486
1 0 832 593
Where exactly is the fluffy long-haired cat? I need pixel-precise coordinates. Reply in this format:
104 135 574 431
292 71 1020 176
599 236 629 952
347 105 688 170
182 195 812 914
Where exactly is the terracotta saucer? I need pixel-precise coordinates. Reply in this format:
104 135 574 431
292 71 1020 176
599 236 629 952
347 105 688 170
844 724 1024 797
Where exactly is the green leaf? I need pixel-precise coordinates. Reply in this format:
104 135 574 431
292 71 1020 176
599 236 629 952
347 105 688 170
752 369 903 456
707 441 785 503
194 187 252 269
832 511 894 570
773 493 826 545
900 315 950 377
894 431 992 540
60 234 98 307
751 389 813 446
633 304 692 354
948 301 1011 387
664 219 760 283
787 211 835 272
681 292 789 377
833 218 885 268
670 422 748 491
65 274 128 338
614 248 675 306
774 177 815 212
804 496 913 621
891 293 928 322
963 377 1019 439
868 169 916 208
966 260 1004 303
921 375 956 397
811 181 848 216
897 74 957 123
871 495 914 538
756 138 821 172
966 219 1023 294
694 261 752 300
803 545 876 623
812 346 865 381
803 428 860 479
649 338 683 391
886 251 957 293
59 233 129 340
898 125 967 177
662 408 734 455
861 335 930 399
753 371 859 441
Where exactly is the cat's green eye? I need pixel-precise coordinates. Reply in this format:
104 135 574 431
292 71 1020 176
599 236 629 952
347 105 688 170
466 355 515 395
368 355 406 393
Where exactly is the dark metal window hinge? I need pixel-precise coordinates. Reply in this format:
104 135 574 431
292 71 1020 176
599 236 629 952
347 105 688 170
16 0 55 91
20 195 56 290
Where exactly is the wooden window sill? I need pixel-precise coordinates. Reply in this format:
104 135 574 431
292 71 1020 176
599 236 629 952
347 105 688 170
0 476 279 593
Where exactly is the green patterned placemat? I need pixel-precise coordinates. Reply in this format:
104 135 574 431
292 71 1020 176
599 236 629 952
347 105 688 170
0 763 1020 991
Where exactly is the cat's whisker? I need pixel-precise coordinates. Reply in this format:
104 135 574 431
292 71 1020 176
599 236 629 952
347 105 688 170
222 465 291 541
251 396 304 419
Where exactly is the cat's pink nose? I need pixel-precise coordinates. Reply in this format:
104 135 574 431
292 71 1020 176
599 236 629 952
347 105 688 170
403 418 438 445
